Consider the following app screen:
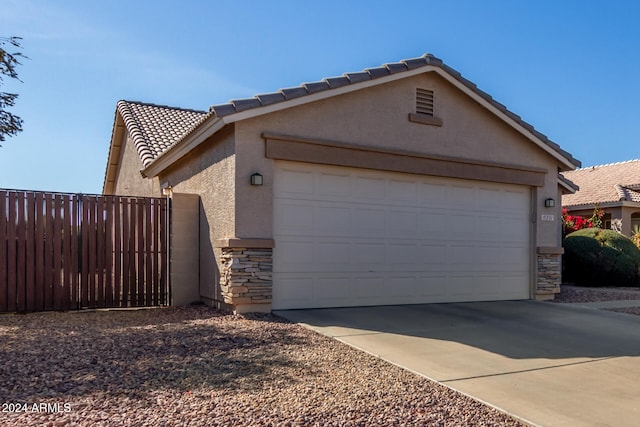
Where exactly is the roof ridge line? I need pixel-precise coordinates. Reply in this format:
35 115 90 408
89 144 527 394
119 99 207 114
574 158 640 170
209 53 442 114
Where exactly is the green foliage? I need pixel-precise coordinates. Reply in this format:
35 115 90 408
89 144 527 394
563 228 640 287
632 225 640 250
0 36 25 144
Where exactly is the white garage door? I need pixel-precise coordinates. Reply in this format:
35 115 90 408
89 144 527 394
273 161 531 309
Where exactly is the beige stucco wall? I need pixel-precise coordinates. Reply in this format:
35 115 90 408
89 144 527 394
158 127 236 304
233 71 565 249
113 133 159 197
170 192 200 305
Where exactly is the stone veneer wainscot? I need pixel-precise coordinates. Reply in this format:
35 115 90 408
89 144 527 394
215 238 274 313
536 246 564 300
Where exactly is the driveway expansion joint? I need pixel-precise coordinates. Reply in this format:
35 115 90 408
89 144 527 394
441 356 619 383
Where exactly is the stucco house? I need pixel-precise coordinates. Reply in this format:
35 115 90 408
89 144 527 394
562 159 640 236
103 53 580 313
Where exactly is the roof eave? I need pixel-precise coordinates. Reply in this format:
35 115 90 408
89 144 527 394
558 174 579 194
102 111 126 195
563 200 640 209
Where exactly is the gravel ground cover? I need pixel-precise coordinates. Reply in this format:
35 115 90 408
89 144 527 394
0 306 524 427
551 284 640 304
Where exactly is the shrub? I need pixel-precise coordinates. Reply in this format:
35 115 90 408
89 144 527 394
563 228 640 287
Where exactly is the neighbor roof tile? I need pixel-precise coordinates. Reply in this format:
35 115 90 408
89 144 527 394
562 159 640 207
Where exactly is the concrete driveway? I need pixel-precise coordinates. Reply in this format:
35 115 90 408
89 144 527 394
276 301 640 427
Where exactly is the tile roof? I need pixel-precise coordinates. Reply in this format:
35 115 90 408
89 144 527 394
201 53 579 168
112 53 580 173
561 159 640 207
116 100 209 166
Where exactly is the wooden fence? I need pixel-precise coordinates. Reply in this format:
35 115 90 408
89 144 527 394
0 190 169 312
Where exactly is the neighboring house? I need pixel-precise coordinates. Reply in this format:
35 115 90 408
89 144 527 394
562 159 640 236
103 53 580 313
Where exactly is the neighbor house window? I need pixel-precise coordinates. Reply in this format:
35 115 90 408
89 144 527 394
631 213 640 232
409 88 443 126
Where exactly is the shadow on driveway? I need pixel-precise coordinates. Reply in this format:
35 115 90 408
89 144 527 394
276 301 640 427
277 300 640 360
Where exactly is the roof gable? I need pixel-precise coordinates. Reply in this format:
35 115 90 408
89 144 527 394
102 53 581 185
143 54 579 177
561 159 640 207
117 101 209 167
102 101 208 194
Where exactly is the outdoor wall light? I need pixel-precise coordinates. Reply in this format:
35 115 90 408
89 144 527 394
544 198 556 208
250 173 264 186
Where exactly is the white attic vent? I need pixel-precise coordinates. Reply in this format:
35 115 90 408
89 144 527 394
416 88 435 116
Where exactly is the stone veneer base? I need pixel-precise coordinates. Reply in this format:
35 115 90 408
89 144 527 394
216 239 274 310
536 247 563 299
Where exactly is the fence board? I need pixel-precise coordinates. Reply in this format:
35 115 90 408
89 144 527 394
145 199 153 307
137 199 144 306
129 199 137 306
152 200 159 306
53 195 63 310
160 198 168 305
7 192 17 312
26 193 36 311
114 196 122 306
15 192 26 311
121 198 130 308
0 192 7 312
70 195 79 309
35 193 45 310
44 194 53 310
62 195 72 310
97 197 104 308
104 196 113 307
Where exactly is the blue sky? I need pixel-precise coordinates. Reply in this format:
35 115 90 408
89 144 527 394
1 0 639 193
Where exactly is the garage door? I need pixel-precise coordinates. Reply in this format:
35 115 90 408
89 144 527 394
272 161 531 309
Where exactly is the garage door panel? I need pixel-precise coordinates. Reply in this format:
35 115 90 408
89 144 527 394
388 210 419 235
278 168 314 194
317 172 351 198
352 243 386 264
354 176 385 199
449 185 476 208
418 212 449 236
316 241 351 265
502 190 530 212
276 240 314 268
353 208 386 233
317 206 351 233
387 243 423 265
421 182 448 204
275 203 314 232
273 161 531 310
388 180 418 202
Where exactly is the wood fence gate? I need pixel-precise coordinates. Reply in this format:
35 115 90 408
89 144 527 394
0 190 170 312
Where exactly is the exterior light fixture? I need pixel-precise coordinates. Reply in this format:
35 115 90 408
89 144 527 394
250 173 264 186
544 198 555 208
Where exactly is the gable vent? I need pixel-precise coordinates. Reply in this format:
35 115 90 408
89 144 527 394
416 88 435 116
